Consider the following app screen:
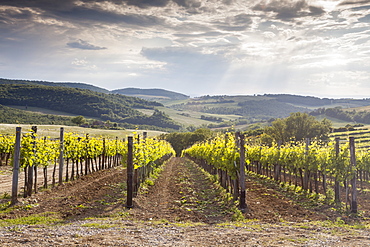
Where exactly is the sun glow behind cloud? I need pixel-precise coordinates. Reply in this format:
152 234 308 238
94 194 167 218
0 0 369 98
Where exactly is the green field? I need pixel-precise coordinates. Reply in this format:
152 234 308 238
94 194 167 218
0 124 165 139
329 126 370 151
7 105 80 117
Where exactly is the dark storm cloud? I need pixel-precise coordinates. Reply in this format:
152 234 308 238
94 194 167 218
67 39 107 50
53 6 165 26
0 7 34 24
0 0 77 11
123 0 170 8
0 0 166 26
122 0 202 8
252 0 325 20
216 13 253 31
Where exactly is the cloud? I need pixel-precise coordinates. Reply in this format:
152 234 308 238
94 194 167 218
0 0 77 12
0 0 369 98
0 1 167 27
216 13 253 31
140 46 229 92
141 46 228 70
122 0 202 9
67 39 107 50
123 0 171 8
173 0 202 8
52 6 167 27
339 0 370 7
252 0 325 20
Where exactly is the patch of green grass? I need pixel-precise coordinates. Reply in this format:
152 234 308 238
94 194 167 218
217 219 263 230
81 222 116 229
73 204 89 209
0 201 11 211
0 201 40 216
172 221 206 227
144 179 154 186
231 207 244 221
187 159 244 221
0 212 62 227
139 163 165 193
115 211 130 218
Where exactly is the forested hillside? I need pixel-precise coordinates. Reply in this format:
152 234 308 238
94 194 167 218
0 84 181 130
268 94 370 107
2 77 370 130
170 95 308 120
311 107 370 124
0 105 73 125
112 88 189 100
0 78 109 93
0 78 189 100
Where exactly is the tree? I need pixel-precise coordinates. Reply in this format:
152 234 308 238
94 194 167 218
264 112 332 143
161 128 214 156
285 112 317 141
71 116 86 125
265 118 288 143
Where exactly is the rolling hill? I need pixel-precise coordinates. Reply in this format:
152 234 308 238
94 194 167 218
0 78 109 93
0 84 181 130
112 88 189 100
2 78 370 131
0 78 189 100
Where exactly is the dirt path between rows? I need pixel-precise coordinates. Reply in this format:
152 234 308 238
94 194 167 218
0 163 77 196
129 157 235 224
1 157 370 246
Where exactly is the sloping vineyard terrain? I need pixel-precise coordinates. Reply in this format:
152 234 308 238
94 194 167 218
1 156 370 246
1 127 370 246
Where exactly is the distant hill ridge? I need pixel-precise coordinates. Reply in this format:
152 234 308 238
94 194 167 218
0 78 189 100
0 78 110 93
2 77 370 129
0 83 182 130
111 88 189 100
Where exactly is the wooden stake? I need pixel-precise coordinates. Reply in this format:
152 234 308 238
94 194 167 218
126 136 134 209
334 137 341 204
59 127 64 186
11 127 22 205
237 132 247 213
349 137 357 213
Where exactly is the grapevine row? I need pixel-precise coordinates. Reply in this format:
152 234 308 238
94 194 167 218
183 133 370 211
3 127 175 202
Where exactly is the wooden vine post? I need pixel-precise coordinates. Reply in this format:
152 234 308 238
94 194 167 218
334 137 341 204
59 127 64 186
11 127 22 205
26 126 37 197
349 137 358 213
237 132 247 213
126 136 134 209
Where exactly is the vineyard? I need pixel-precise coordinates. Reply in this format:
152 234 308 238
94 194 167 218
0 127 175 203
183 132 370 214
1 128 370 246
330 127 370 151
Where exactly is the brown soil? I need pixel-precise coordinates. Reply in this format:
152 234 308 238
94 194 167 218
0 157 370 246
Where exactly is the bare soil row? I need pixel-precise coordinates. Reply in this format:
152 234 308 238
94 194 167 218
0 157 369 246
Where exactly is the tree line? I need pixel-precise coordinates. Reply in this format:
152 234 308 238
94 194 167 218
0 84 181 130
312 107 370 125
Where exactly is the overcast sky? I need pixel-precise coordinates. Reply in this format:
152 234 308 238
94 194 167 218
0 0 370 98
